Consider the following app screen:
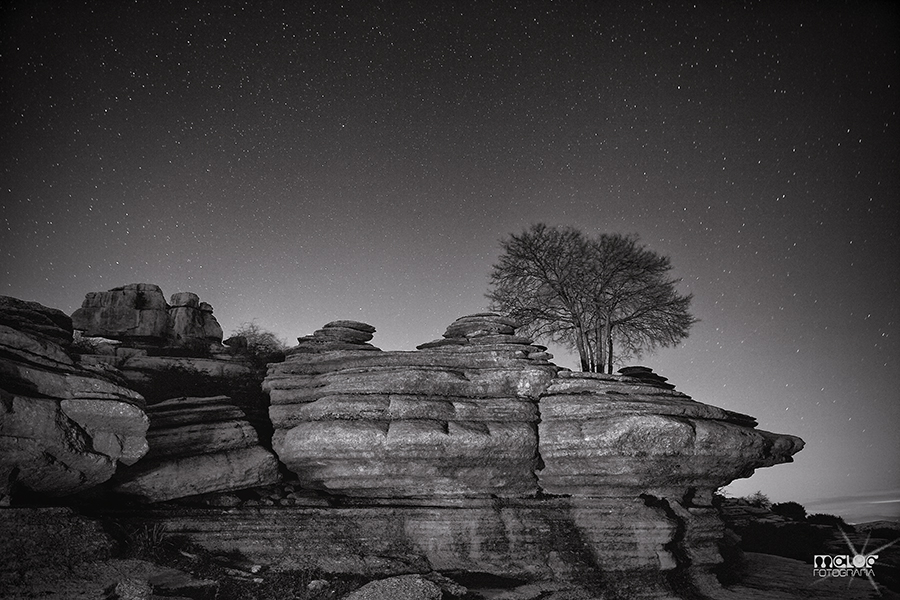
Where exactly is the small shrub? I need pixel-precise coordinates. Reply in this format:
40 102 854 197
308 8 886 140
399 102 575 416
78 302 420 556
772 501 807 521
229 322 288 369
118 522 169 561
743 491 771 509
807 513 854 531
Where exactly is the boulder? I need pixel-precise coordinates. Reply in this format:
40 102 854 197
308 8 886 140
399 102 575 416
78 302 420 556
0 297 149 499
71 284 223 350
111 396 280 502
342 575 442 600
291 320 380 353
71 283 169 344
252 313 804 598
167 292 223 347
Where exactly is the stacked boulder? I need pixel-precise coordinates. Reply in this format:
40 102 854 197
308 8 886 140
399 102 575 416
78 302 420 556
71 283 223 350
111 396 280 503
292 320 380 353
0 296 149 500
71 284 256 407
263 314 558 497
167 292 224 348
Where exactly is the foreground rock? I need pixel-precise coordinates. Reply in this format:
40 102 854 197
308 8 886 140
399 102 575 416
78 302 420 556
0 296 149 499
111 396 280 503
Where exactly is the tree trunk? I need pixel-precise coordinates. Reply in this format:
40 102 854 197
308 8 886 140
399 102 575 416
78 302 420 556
594 320 605 374
574 325 589 372
604 315 613 374
606 316 613 374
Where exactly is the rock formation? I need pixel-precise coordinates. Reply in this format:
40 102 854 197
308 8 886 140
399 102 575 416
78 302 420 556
253 313 803 597
1 292 807 599
0 296 149 499
110 396 280 503
263 314 557 497
538 370 800 498
64 284 277 507
71 283 223 350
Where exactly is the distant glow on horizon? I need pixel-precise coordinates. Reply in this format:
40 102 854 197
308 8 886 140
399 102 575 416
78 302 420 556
2 1 898 518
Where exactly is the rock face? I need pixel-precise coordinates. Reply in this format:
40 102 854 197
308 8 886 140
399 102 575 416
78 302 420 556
0 295 73 348
71 283 223 349
111 396 280 503
255 314 804 597
537 370 803 498
167 292 223 348
263 314 557 498
0 296 149 499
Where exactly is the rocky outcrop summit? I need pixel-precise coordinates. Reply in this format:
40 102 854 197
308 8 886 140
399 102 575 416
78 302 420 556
0 296 149 499
110 396 280 503
263 314 557 497
72 283 223 349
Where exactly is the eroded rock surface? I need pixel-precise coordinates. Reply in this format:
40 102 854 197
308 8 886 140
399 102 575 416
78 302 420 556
0 296 149 499
263 314 557 498
256 314 804 598
71 283 223 349
111 396 280 503
537 370 804 498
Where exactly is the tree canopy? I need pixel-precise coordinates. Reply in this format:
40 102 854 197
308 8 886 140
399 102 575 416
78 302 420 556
486 223 697 373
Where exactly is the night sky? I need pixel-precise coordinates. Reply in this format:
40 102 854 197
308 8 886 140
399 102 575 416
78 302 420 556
2 1 898 522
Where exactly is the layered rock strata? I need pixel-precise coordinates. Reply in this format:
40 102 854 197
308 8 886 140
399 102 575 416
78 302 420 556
111 396 280 503
537 370 803 499
256 314 803 597
72 283 223 349
0 296 149 499
536 369 803 586
102 496 676 590
263 315 557 498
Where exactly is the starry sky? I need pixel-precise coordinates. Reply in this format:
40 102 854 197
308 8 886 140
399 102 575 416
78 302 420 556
2 1 898 522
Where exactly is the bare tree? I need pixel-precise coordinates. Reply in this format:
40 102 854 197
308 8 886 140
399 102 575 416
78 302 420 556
487 224 697 373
